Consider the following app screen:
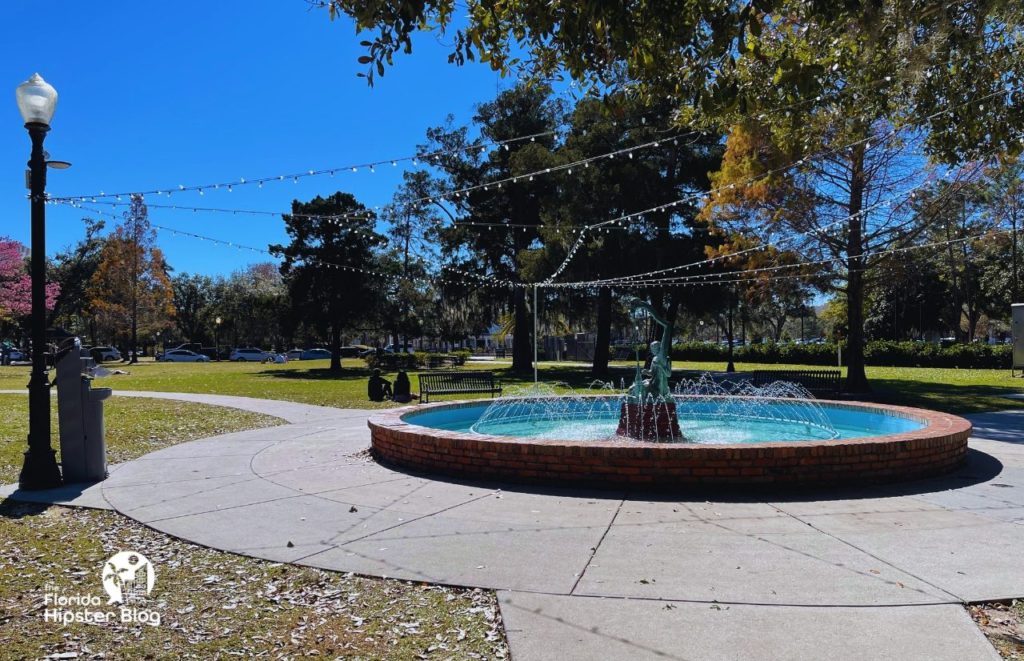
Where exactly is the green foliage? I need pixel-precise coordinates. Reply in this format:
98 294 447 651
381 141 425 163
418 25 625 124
363 351 467 370
171 272 215 343
323 1 1024 162
671 340 1010 369
49 218 106 336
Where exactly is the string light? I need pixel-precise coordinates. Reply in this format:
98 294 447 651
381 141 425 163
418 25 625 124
53 129 560 202
52 70 943 218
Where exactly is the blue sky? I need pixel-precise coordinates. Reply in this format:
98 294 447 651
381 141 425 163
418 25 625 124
1 1 518 276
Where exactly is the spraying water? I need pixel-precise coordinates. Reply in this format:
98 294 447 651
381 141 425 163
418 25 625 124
469 374 838 444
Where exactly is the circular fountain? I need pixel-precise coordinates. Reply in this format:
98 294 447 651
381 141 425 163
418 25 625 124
368 376 972 489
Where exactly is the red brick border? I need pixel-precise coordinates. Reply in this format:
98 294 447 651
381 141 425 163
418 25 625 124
367 398 972 489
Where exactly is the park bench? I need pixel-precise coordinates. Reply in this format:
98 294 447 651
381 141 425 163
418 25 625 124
418 370 502 404
750 369 842 397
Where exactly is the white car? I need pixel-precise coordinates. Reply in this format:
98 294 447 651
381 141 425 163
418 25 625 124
229 347 271 362
91 346 122 362
159 349 210 363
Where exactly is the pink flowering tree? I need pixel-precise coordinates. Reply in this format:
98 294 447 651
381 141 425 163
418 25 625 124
0 238 60 322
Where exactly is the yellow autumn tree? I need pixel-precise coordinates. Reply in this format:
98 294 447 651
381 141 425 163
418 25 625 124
88 195 175 362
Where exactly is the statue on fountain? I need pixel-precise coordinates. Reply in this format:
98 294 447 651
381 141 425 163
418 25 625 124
618 297 684 441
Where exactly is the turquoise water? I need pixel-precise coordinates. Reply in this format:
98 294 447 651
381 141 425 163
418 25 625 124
402 398 924 444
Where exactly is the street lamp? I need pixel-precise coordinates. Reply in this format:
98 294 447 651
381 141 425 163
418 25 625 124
214 317 222 361
16 73 64 490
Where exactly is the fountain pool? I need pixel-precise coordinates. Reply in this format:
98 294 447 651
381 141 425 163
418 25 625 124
400 397 923 444
368 377 972 489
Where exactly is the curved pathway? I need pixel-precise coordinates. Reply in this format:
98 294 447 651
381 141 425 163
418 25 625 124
6 389 1022 659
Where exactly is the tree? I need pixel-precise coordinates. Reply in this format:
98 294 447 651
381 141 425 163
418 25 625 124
547 95 722 376
914 180 1005 341
979 158 1024 304
379 171 443 350
425 84 565 372
87 195 175 361
324 1 1023 161
0 237 59 324
50 218 106 340
271 192 382 372
172 273 215 343
697 112 992 390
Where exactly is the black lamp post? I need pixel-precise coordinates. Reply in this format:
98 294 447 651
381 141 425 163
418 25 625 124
17 73 65 490
214 317 222 361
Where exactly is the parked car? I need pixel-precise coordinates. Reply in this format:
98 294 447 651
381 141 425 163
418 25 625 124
300 348 332 360
90 346 122 362
383 344 415 354
158 349 210 363
229 347 270 362
286 348 304 361
339 346 362 358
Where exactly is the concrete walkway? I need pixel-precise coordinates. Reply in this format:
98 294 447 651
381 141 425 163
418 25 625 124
4 390 1022 659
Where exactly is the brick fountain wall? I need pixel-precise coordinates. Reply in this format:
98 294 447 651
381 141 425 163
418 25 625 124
368 399 972 489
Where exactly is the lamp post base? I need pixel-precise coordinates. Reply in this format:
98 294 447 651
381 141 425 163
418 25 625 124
19 444 62 490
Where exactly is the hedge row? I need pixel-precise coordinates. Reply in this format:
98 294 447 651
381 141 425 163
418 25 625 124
363 350 471 370
667 340 1012 369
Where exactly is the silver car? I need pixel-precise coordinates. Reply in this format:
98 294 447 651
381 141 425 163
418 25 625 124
159 349 210 363
229 347 270 362
91 346 122 362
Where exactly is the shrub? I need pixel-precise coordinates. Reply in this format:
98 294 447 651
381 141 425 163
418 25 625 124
670 340 1010 369
363 352 418 370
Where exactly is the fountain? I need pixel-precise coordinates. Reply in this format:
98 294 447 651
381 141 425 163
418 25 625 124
367 300 972 489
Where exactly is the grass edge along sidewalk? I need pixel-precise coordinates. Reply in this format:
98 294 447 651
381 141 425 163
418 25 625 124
0 394 284 485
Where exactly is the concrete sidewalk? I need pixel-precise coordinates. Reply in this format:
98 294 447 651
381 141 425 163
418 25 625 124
3 391 1021 660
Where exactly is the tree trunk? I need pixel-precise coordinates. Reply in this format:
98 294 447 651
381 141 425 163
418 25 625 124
591 286 612 379
511 287 532 372
726 292 736 373
329 324 342 373
773 314 786 342
845 143 870 392
130 312 138 364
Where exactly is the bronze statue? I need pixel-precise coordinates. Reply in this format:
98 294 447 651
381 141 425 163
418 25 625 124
626 297 672 401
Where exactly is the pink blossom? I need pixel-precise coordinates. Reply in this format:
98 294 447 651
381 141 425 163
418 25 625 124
0 237 60 320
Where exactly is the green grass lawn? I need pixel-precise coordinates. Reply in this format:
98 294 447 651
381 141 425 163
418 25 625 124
676 361 1024 414
0 394 282 484
2 356 1022 414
